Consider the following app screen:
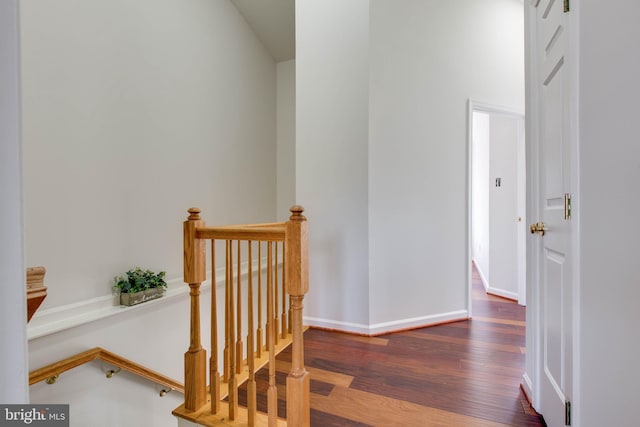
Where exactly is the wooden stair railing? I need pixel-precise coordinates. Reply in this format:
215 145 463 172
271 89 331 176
29 347 184 394
173 206 310 427
27 266 47 322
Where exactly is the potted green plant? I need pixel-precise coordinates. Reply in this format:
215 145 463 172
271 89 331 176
114 267 167 306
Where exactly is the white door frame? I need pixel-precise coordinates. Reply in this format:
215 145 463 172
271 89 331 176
0 0 29 403
467 100 525 316
524 0 581 422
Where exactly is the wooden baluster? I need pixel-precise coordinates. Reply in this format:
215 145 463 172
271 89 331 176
223 241 230 383
281 242 288 339
265 246 271 353
285 206 311 427
267 241 277 427
236 240 243 374
257 242 263 358
183 208 207 412
247 241 257 427
288 295 293 334
274 242 280 346
210 240 220 414
228 241 237 420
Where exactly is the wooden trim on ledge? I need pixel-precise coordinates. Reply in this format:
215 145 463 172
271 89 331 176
26 266 47 322
29 347 184 393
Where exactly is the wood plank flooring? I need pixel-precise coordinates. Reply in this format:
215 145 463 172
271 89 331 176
240 267 544 426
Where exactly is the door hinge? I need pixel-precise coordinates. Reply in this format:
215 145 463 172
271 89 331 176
565 400 572 425
564 0 570 13
564 193 572 220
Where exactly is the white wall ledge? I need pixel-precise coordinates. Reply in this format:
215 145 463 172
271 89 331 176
28 258 275 341
27 278 206 340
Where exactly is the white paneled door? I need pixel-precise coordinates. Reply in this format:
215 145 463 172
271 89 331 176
531 0 573 425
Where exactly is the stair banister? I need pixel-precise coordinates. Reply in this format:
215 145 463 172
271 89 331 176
285 206 310 427
177 205 309 426
183 208 207 411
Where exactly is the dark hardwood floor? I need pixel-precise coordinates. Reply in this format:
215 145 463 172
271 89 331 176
240 267 545 426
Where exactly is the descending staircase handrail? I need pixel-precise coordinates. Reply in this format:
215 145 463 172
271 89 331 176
29 347 184 394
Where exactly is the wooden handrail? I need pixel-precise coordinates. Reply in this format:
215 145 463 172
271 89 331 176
29 347 184 393
217 222 286 229
196 225 286 241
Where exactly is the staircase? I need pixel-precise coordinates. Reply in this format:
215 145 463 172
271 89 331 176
173 206 310 427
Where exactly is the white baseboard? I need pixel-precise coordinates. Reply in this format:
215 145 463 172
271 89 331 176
472 259 519 301
302 317 371 335
368 310 469 335
522 372 534 406
472 258 490 292
486 287 519 301
305 309 469 336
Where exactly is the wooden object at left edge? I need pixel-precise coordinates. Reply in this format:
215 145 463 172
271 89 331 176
27 266 47 322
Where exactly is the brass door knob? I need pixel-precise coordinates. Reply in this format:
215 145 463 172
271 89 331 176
529 222 547 236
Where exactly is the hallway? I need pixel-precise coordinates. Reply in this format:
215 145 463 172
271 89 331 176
241 268 544 426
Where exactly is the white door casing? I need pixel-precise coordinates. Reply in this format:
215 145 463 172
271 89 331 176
516 119 527 306
529 0 575 425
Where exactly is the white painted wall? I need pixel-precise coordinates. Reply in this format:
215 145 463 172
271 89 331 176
19 0 277 423
368 0 524 328
578 1 640 425
295 0 523 333
296 0 371 330
488 115 519 300
21 0 277 309
277 60 296 221
471 112 491 286
0 0 29 404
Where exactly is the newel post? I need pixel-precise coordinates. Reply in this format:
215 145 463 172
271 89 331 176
285 205 310 427
184 208 207 411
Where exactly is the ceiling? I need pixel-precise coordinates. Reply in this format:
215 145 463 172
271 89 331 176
231 0 295 62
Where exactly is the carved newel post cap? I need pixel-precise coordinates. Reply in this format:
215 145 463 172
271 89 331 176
289 205 306 221
188 207 201 220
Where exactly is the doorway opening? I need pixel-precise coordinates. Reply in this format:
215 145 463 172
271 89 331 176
468 101 526 316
